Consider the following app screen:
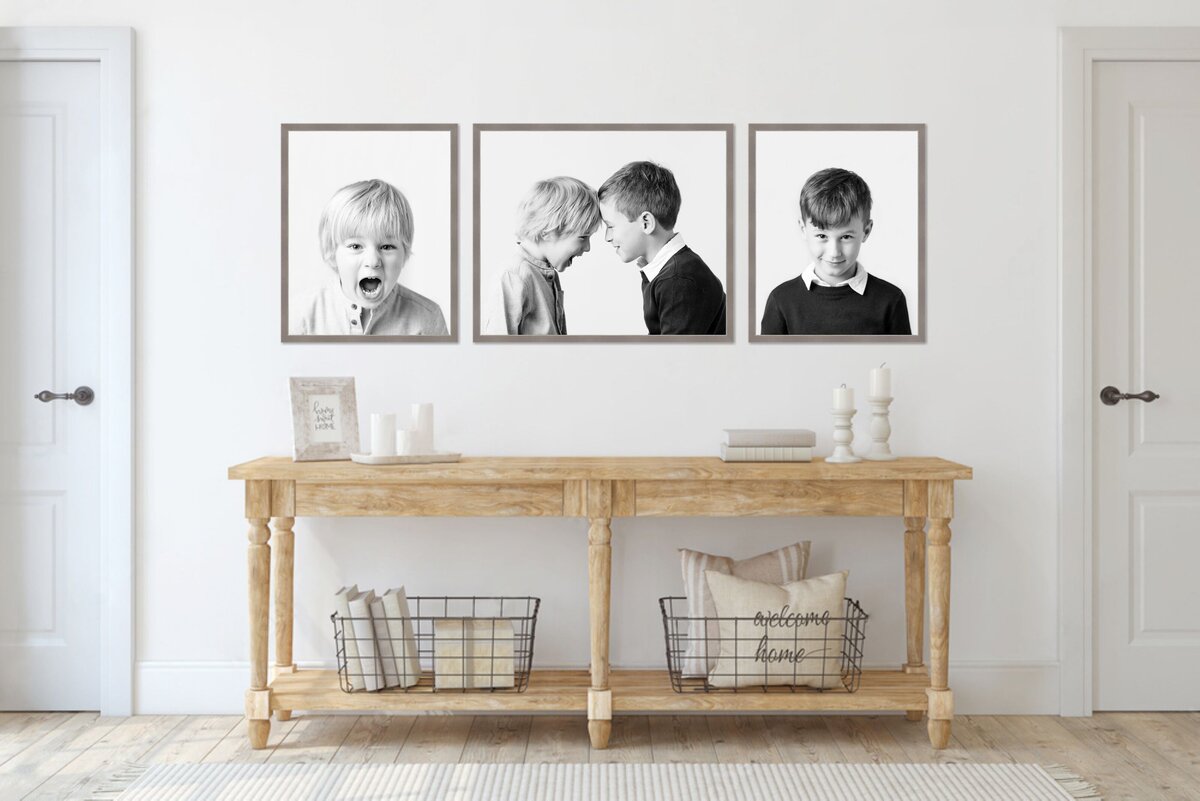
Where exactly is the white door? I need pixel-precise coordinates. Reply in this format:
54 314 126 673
0 60 103 710
1094 61 1200 710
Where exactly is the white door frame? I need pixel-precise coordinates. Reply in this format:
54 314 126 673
0 27 134 716
1059 27 1200 717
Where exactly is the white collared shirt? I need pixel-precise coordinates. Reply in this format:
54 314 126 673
800 261 869 295
640 233 686 284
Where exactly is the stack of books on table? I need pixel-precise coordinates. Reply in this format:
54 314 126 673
720 428 815 462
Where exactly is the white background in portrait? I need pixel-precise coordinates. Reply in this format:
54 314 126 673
287 130 452 333
478 130 729 336
753 129 920 335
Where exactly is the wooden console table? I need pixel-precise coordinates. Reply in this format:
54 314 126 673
228 456 971 750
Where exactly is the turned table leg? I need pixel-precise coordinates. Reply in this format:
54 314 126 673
246 516 272 748
902 480 928 722
926 480 954 749
272 516 296 721
587 515 613 749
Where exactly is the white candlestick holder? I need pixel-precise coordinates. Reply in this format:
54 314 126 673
827 407 861 464
865 396 897 461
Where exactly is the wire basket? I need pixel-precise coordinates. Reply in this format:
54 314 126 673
332 596 539 693
659 596 867 693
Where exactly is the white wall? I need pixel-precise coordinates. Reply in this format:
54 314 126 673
14 0 1200 714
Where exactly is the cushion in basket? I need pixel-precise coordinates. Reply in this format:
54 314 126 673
678 542 810 676
705 569 848 689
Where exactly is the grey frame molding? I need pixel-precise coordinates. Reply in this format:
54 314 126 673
280 123 459 343
748 123 926 344
472 123 735 343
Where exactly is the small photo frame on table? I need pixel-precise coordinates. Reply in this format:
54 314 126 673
282 124 458 342
289 377 360 462
749 124 925 343
474 124 733 342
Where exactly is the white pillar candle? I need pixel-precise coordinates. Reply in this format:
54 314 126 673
370 413 397 456
396 428 417 455
833 385 854 411
411 403 434 453
870 365 891 398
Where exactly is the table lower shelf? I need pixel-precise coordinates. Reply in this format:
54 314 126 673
268 669 931 714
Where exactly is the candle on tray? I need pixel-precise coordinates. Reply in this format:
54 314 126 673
870 363 891 398
411 403 434 453
370 413 397 456
396 428 417 455
833 384 854 411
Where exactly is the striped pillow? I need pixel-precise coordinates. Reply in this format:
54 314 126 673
678 542 810 677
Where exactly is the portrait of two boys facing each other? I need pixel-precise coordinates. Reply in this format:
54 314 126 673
292 179 449 336
484 161 727 337
761 168 912 336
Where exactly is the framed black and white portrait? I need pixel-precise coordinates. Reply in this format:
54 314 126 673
750 124 925 343
282 124 457 342
474 124 733 342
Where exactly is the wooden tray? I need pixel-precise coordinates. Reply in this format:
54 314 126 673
349 452 462 466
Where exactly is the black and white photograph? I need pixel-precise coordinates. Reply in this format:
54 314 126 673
474 124 733 342
282 124 457 342
750 124 925 342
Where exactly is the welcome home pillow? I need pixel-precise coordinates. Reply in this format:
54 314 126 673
704 569 848 689
678 542 810 677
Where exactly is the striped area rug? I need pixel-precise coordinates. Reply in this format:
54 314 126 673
101 762 1099 800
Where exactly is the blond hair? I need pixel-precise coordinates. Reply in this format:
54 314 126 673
515 176 601 241
318 179 414 267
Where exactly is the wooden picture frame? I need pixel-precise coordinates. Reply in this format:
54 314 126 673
281 124 458 342
289 377 360 461
473 124 734 342
749 124 926 343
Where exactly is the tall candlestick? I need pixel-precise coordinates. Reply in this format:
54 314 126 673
864 396 897 461
827 407 861 464
870 363 891 398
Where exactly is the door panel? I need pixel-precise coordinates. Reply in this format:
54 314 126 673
0 60 102 710
1094 61 1200 710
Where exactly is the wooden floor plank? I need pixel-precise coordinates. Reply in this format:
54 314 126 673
648 715 718 763
524 716 590 763
460 715 531 763
23 715 185 801
5 709 1200 799
822 715 910 764
707 715 783 763
138 715 240 764
268 713 357 764
201 717 299 764
762 715 844 763
1103 712 1200 782
395 715 472 763
331 715 416 764
589 716 652 763
0 714 71 768
1056 714 1200 801
0 713 112 800
1000 715 1170 801
946 716 1018 763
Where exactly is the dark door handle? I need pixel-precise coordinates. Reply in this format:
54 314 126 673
35 386 94 406
1100 386 1160 406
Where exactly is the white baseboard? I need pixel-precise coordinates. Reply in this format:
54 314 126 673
135 660 1061 716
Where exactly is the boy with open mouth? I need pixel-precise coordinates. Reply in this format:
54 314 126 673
293 178 448 336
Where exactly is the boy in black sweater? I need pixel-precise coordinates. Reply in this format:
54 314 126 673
597 161 726 335
761 168 910 336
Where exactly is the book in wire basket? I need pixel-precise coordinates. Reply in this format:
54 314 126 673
332 596 539 693
659 596 867 693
